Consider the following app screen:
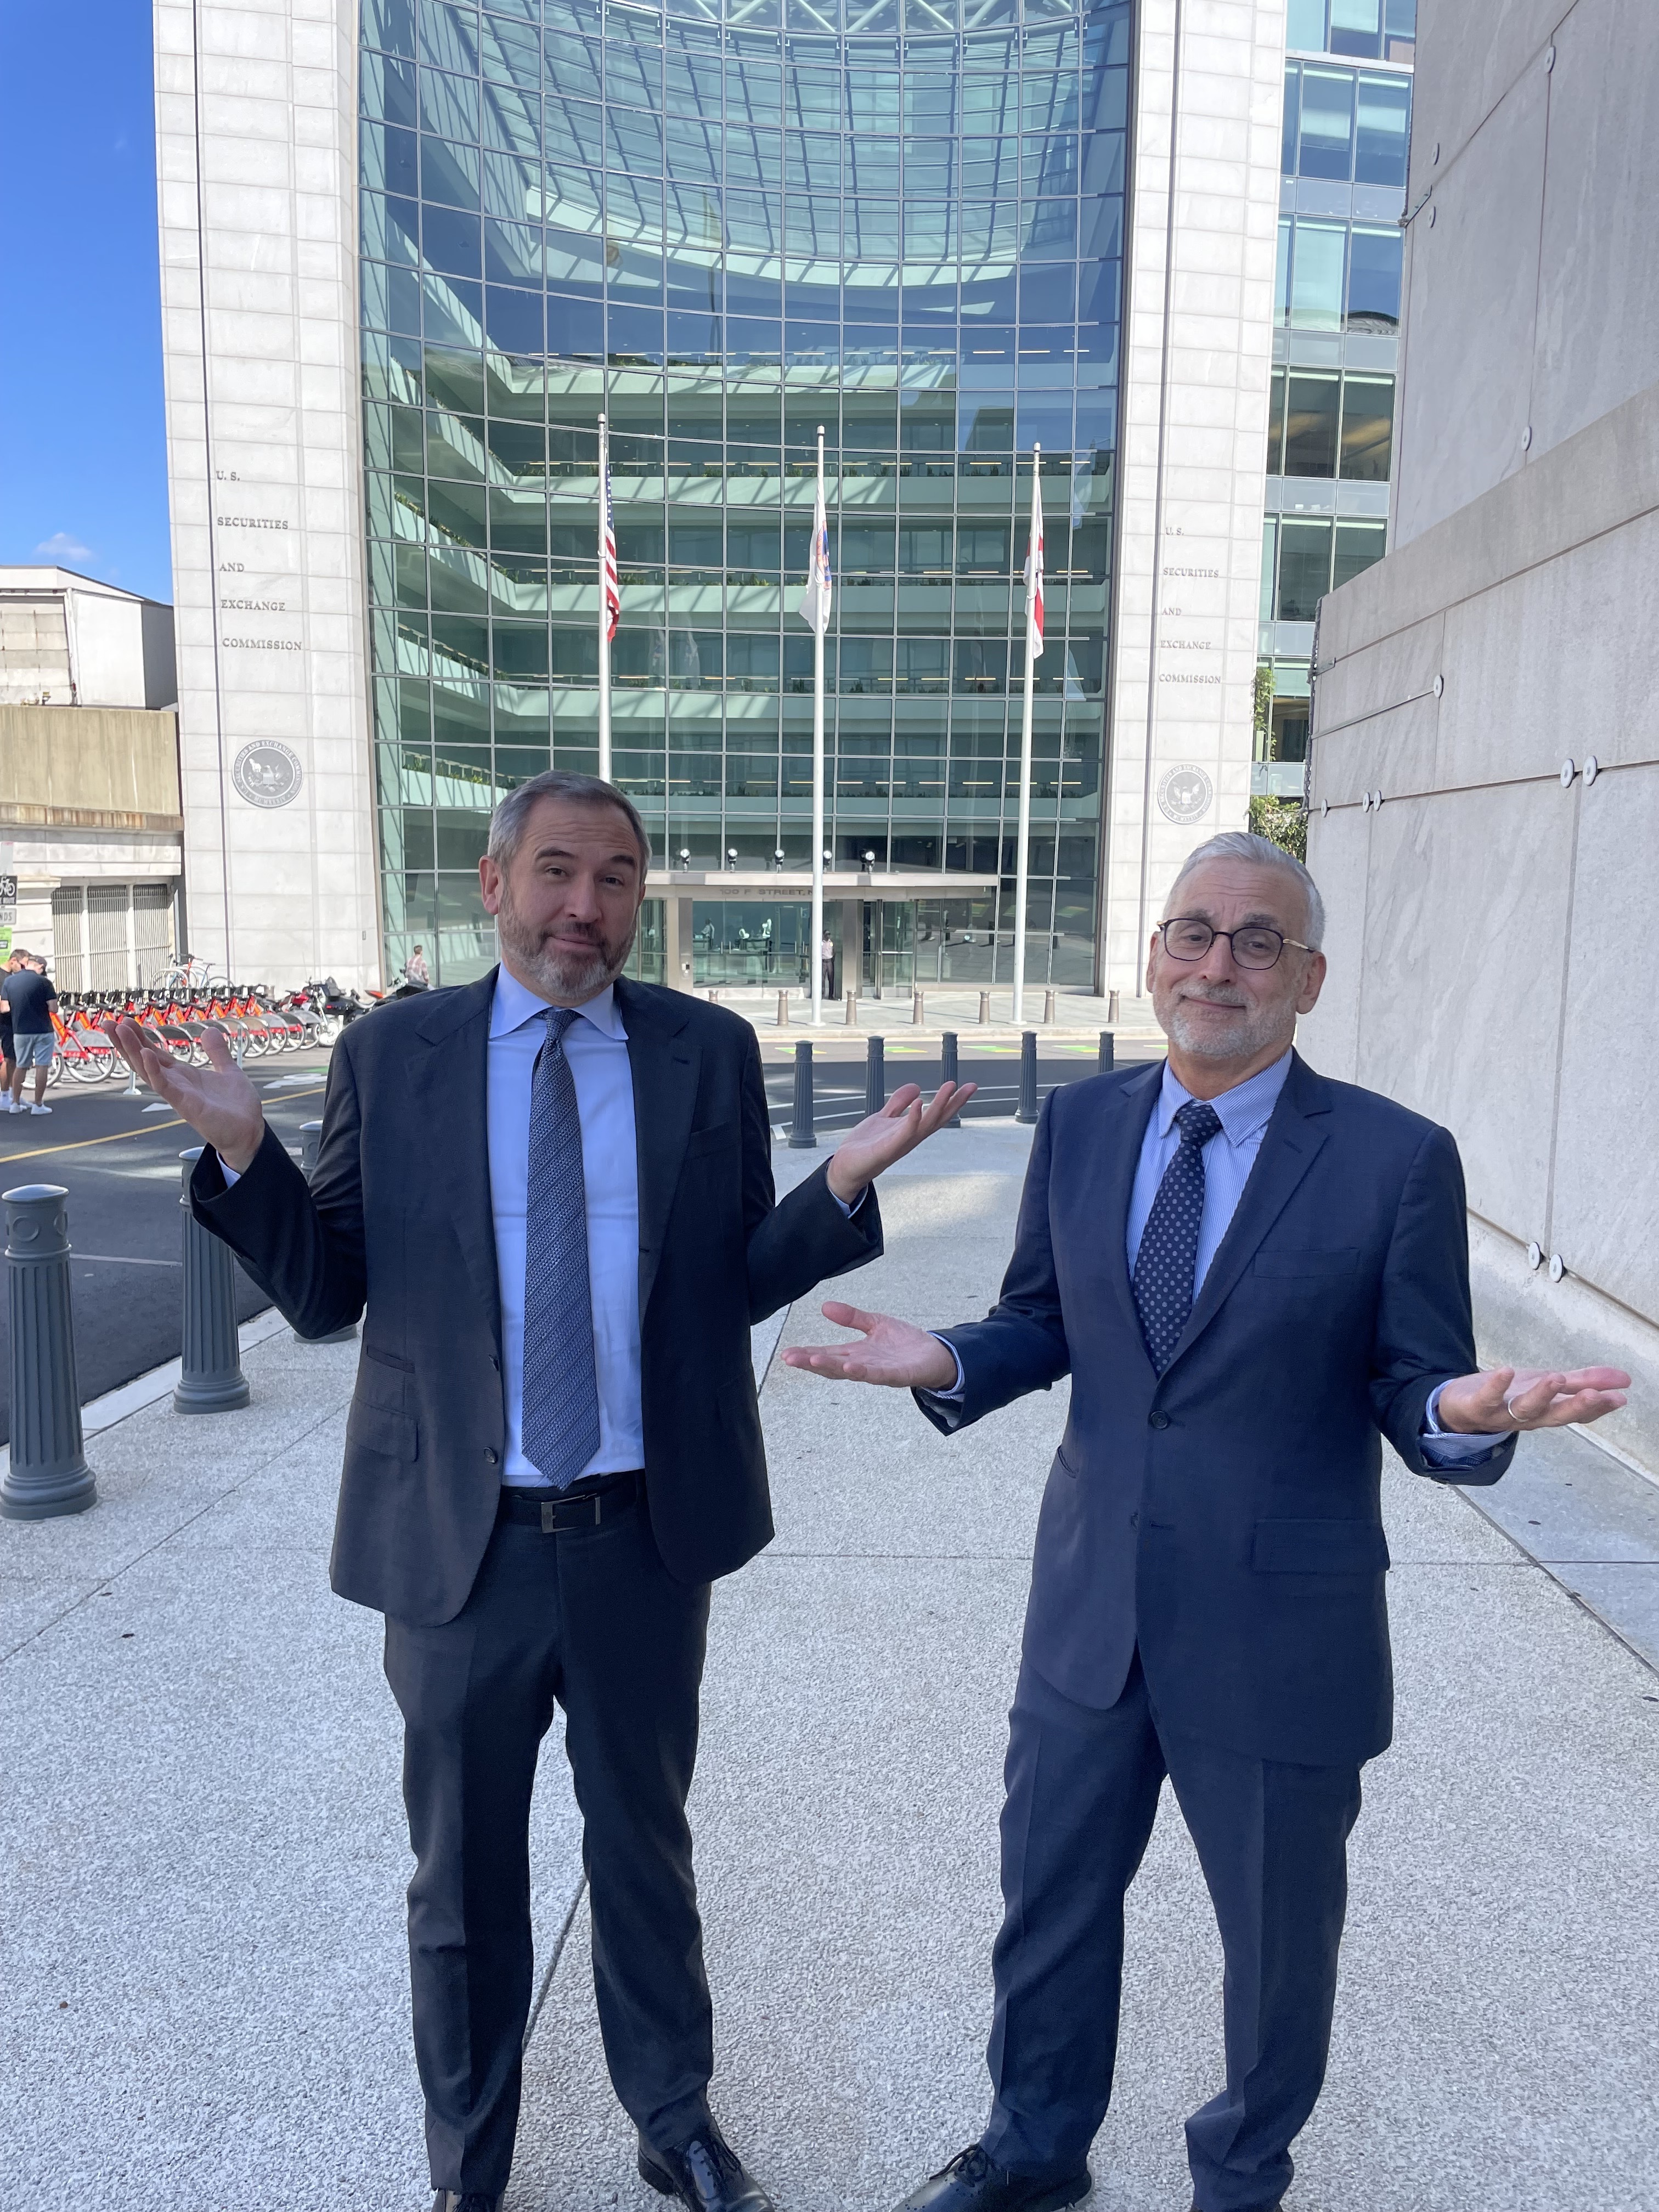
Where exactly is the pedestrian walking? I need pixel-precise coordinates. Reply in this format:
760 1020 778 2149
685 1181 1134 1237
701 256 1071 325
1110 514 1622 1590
3 949 57 1115
820 931 835 1000
0 948 19 1102
405 943 430 988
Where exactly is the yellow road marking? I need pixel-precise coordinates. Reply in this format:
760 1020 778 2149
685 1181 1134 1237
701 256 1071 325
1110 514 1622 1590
0 1086 324 1165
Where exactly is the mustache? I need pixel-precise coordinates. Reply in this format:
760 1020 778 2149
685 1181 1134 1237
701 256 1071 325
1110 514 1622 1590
1172 984 1250 1008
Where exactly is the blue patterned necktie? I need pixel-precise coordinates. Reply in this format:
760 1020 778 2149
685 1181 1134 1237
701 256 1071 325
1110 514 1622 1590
519 1007 601 1489
1132 1098 1223 1374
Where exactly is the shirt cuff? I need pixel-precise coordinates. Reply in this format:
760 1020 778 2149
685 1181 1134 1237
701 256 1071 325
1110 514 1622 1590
830 1183 867 1219
917 1333 966 1403
219 1160 241 1189
1420 1380 1506 1466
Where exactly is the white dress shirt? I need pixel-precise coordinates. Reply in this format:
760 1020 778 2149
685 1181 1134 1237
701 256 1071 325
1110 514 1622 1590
932 1052 1503 1464
488 967 644 1486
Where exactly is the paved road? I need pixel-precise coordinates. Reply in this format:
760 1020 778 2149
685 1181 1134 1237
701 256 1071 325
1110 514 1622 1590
0 1063 333 1441
0 1040 1159 1440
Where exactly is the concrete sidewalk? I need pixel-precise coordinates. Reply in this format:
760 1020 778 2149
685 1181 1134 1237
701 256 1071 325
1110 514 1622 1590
3 1127 1657 2211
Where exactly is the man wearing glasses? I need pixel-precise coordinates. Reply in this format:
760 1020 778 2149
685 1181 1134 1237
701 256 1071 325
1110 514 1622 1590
783 831 1629 2212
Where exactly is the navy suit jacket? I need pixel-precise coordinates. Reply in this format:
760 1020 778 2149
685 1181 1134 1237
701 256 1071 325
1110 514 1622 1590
919 1052 1514 1767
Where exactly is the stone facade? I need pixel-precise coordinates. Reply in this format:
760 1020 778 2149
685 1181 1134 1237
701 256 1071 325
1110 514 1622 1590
1301 0 1659 1470
154 0 382 990
1102 0 1285 993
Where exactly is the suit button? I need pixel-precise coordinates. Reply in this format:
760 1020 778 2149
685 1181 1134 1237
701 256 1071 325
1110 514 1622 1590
484 1447 499 1465
1148 1411 1170 1430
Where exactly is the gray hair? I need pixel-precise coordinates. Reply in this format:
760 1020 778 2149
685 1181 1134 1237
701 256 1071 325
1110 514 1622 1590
1164 830 1325 950
486 770 652 873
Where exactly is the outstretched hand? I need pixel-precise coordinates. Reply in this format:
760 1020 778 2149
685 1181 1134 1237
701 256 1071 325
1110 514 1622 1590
108 1018 267 1173
1435 1363 1631 1435
781 1300 960 1390
824 1081 977 1204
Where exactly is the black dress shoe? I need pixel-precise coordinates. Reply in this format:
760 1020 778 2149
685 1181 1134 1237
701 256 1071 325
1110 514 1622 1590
894 2143 1091 2212
639 2121 776 2211
430 2193 498 2212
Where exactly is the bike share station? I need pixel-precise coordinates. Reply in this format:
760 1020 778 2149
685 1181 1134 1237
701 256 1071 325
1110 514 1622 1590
647 865 1001 997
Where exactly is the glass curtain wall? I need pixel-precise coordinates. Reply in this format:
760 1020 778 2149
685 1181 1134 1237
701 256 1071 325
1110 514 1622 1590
1256 0 1412 795
359 0 1130 985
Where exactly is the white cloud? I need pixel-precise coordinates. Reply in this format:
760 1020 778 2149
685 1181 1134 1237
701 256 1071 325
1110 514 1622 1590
31 533 97 568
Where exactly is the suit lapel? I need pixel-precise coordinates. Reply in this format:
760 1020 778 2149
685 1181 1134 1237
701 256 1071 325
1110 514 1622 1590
616 978 699 1323
1164 1049 1333 1373
1089 1062 1164 1352
408 971 502 1347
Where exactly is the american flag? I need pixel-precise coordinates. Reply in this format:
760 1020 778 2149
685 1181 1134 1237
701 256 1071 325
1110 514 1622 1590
1024 454 1045 661
600 422 620 644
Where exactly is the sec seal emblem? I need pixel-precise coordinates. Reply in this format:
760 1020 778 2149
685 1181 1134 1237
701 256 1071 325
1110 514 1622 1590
232 740 303 810
1156 764 1212 825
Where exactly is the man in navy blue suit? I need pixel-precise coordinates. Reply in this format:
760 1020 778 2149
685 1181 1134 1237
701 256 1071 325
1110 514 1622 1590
786 833 1629 2212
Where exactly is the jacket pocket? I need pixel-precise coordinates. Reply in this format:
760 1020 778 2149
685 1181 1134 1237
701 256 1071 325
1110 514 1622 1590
346 1398 419 1463
363 1342 415 1373
1252 1519 1389 1573
1054 1438 1080 1477
1251 1248 1361 1278
685 1121 737 1160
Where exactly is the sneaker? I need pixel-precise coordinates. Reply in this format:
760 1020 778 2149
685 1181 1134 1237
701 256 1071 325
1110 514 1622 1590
30 1103 52 1116
0 1098 13 1113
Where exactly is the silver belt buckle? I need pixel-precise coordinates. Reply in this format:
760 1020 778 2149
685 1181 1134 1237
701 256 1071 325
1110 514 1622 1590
540 1499 557 1534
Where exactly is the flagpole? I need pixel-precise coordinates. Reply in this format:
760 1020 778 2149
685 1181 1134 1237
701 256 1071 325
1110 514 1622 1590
810 424 826 1026
1012 444 1040 1028
597 412 612 782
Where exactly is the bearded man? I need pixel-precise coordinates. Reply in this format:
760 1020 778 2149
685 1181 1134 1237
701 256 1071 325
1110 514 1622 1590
783 831 1629 2212
112 771 970 2212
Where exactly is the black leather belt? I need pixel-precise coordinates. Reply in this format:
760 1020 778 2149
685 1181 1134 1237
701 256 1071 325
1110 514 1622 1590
496 1471 640 1532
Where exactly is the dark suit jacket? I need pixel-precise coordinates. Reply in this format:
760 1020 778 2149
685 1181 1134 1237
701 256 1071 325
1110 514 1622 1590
191 971 882 1625
919 1052 1514 1767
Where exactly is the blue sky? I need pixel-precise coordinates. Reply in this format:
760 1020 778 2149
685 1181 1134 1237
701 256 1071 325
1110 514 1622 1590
1 1 172 602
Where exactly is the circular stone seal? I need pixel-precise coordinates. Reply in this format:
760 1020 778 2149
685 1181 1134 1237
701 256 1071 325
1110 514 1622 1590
231 740 303 810
1156 764 1213 825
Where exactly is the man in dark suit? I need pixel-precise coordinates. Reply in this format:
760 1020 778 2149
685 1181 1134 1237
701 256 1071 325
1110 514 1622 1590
112 772 970 2212
785 832 1628 2212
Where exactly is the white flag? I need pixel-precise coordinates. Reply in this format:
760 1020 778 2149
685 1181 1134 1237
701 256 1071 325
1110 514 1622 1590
1023 461 1045 661
799 473 832 637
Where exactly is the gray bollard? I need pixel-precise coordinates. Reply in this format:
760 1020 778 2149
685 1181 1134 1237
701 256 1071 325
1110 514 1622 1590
176 1149 251 1413
978 989 991 1025
788 1041 817 1149
940 1030 963 1128
1016 1030 1039 1125
1098 1029 1115 1074
776 988 789 1029
1043 988 1057 1025
843 989 857 1027
865 1033 885 1116
298 1122 357 1343
1107 987 1121 1024
1 1184 94 1520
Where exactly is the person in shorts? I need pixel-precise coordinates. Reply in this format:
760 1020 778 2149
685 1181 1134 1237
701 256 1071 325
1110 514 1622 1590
0 950 17 1103
4 953 58 1115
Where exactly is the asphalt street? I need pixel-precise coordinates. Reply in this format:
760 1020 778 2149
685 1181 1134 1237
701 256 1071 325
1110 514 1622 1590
0 1062 332 1442
0 1032 1161 1440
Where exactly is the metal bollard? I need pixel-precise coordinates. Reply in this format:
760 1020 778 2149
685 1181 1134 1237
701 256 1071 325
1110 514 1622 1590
1107 987 1121 1024
1015 1030 1039 1125
176 1149 251 1414
940 1031 963 1128
979 989 991 1025
1 1184 94 1519
1098 1029 1115 1074
912 989 924 1025
865 1032 885 1116
776 988 789 1028
298 1124 357 1344
1043 988 1057 1025
788 1040 816 1149
844 989 857 1027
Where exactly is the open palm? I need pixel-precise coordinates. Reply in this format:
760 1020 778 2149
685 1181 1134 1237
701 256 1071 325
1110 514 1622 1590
781 1300 960 1390
108 1018 267 1172
825 1080 977 1203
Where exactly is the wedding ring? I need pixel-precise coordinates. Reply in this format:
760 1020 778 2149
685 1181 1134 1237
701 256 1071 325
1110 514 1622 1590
1505 1396 1524 1423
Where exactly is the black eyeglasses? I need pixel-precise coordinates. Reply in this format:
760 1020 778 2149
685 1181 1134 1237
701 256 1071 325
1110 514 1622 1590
1156 917 1313 970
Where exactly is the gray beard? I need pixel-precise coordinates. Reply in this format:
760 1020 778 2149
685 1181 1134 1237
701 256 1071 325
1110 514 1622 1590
1161 989 1294 1062
496 889 636 1003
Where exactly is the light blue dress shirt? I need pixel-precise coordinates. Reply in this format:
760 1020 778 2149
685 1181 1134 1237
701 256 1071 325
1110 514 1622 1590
933 1051 1502 1465
488 967 644 1485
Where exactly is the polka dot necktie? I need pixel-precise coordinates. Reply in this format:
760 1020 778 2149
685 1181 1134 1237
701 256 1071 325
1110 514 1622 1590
520 1007 601 1489
1132 1099 1223 1374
